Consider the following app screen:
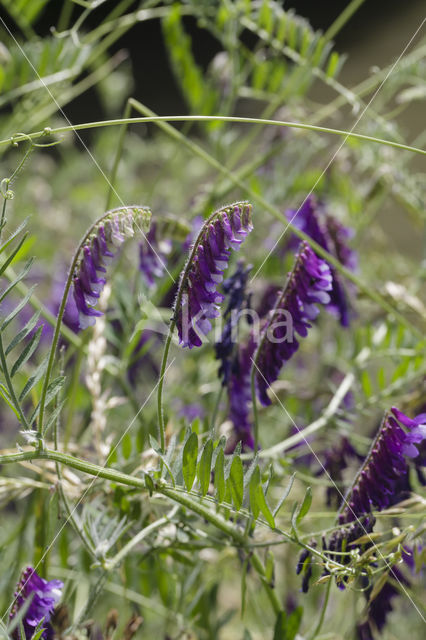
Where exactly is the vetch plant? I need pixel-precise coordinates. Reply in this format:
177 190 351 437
0 2 424 639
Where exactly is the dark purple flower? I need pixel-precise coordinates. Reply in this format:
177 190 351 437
254 243 332 406
73 208 150 330
215 260 252 385
339 408 426 524
286 195 356 327
139 222 172 287
10 567 63 639
227 333 257 450
176 203 253 349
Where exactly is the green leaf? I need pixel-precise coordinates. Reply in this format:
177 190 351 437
0 233 28 278
19 355 48 401
214 446 226 503
228 454 244 510
11 325 43 377
0 258 34 304
273 473 295 517
122 432 132 460
255 483 275 528
6 310 40 354
249 465 261 519
273 606 303 640
182 432 198 491
296 486 312 525
1 285 36 330
197 439 213 497
0 219 27 255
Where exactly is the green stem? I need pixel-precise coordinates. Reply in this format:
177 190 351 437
0 198 6 240
157 325 175 452
105 98 132 210
209 384 224 438
307 579 332 640
105 505 179 570
323 0 367 42
4 116 425 155
0 446 282 613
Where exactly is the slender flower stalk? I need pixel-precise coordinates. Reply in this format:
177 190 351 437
157 202 253 450
10 567 63 640
339 407 426 523
37 206 151 440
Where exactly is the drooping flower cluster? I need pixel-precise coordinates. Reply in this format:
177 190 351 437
254 242 333 406
286 195 356 327
73 207 151 329
215 260 252 385
10 567 63 639
319 436 363 508
227 333 257 450
175 203 253 348
339 407 426 523
138 222 172 287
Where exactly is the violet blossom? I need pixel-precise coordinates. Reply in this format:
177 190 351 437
339 407 426 524
215 260 252 386
254 242 332 406
10 567 63 640
286 195 356 327
72 207 150 330
227 333 257 450
175 203 253 349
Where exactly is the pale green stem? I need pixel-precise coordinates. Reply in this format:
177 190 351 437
0 446 283 614
105 505 179 570
105 98 133 210
307 579 332 640
3 116 425 155
323 0 367 42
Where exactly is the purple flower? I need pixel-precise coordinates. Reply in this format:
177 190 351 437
227 333 257 450
10 567 63 639
139 222 172 287
215 260 252 385
73 207 150 330
286 196 356 327
176 203 253 349
254 243 332 406
339 408 426 524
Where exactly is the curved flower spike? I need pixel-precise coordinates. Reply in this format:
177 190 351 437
339 407 426 523
10 566 63 640
254 242 332 406
286 195 356 327
72 207 151 330
175 202 253 348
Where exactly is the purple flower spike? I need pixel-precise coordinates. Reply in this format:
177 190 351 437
10 567 63 640
215 260 252 385
286 195 356 327
254 243 332 406
72 207 151 330
227 333 257 450
176 203 253 349
340 408 426 523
